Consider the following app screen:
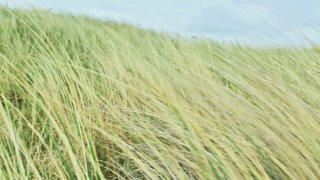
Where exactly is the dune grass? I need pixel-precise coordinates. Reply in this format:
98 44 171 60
0 7 319 179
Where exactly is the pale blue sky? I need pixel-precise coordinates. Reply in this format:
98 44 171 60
1 0 320 47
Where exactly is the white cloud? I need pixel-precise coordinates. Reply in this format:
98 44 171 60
1 0 319 47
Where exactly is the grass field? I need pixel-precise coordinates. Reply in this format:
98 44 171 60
0 7 319 179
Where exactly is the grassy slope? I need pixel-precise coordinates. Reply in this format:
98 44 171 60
0 7 319 179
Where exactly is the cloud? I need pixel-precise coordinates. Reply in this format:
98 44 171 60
1 0 319 46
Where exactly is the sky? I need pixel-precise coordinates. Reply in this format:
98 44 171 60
1 0 320 47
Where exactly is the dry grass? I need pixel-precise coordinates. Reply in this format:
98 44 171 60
0 7 319 179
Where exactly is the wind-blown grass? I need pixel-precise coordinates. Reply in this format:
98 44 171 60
0 7 319 179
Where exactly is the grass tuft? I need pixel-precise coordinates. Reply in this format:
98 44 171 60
0 6 319 179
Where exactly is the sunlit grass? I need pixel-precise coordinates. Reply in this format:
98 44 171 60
0 7 319 179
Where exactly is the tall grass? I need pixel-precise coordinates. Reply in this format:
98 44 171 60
0 7 319 179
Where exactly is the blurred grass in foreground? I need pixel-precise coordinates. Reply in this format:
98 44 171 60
0 7 319 179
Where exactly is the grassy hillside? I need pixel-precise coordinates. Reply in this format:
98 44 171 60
0 7 319 179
